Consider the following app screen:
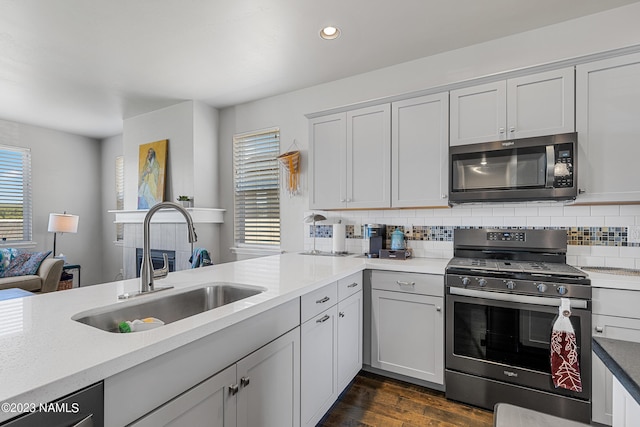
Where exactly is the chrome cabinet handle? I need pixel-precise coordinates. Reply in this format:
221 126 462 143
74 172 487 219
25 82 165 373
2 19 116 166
441 193 447 199
509 126 515 133
436 306 442 312
316 296 330 304
396 280 415 286
578 188 587 194
229 384 239 395
499 127 505 134
316 314 330 323
347 282 358 288
240 377 250 387
339 312 345 318
595 326 604 333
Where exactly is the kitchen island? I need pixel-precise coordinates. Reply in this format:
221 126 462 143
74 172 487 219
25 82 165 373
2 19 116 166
0 253 448 424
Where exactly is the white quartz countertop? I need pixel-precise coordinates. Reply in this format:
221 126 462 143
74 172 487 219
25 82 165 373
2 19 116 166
576 267 640 291
0 253 448 422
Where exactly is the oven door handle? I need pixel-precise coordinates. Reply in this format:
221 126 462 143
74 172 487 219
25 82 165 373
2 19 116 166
449 287 588 309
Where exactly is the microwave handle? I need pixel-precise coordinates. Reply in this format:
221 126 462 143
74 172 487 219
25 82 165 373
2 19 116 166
545 145 555 188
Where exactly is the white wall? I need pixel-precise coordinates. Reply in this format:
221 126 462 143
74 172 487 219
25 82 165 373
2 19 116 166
101 134 124 282
0 118 105 285
218 3 640 263
122 100 222 264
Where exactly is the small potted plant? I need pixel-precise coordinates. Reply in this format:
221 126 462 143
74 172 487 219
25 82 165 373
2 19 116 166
177 195 193 208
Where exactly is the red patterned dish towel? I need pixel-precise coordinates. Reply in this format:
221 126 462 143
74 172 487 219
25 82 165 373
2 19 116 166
550 298 582 392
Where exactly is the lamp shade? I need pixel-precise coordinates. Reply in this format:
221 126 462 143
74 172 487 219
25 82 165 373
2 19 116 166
48 213 79 234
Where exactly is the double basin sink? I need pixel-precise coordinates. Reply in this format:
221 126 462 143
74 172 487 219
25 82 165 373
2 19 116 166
73 283 265 333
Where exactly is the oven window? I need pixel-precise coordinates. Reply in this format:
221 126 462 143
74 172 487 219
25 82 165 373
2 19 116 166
453 301 582 373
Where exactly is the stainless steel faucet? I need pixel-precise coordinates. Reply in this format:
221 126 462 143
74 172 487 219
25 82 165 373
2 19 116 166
139 201 197 294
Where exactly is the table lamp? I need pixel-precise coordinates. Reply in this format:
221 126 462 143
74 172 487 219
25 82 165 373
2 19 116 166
48 213 79 258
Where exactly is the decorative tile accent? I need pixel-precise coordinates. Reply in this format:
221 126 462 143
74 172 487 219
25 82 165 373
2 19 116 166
310 224 639 247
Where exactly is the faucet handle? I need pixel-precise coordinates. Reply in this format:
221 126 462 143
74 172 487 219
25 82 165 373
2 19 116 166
153 253 170 280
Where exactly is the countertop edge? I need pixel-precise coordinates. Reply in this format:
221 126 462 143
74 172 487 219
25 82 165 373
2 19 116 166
593 337 640 406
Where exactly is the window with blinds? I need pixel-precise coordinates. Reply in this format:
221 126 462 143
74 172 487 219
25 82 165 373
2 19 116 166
233 129 280 246
0 145 32 243
115 155 124 242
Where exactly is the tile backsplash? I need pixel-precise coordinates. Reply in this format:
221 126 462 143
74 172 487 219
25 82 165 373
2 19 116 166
303 203 640 269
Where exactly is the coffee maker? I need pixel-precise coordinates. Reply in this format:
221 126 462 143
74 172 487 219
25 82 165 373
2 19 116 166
363 224 386 258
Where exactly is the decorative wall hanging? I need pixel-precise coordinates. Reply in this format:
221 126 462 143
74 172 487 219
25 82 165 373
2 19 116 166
277 140 301 197
137 139 168 209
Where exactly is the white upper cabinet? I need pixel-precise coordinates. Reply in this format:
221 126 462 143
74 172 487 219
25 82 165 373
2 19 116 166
346 104 391 209
309 104 391 209
450 68 575 146
391 93 449 207
450 81 507 146
576 52 640 203
309 113 346 209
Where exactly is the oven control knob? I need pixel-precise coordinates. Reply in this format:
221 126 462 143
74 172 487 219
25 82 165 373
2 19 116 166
557 285 568 295
478 278 488 287
461 277 471 287
536 283 548 293
506 280 516 290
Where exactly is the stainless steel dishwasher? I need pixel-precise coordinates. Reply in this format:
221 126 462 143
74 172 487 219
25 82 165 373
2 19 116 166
2 382 103 427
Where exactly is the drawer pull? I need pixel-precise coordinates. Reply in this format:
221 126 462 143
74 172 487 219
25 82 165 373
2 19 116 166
240 376 250 387
229 384 239 395
316 314 330 323
316 296 330 304
595 326 604 333
396 280 415 287
347 282 359 288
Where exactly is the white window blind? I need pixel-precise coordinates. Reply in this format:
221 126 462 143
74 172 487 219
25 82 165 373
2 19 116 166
0 145 32 243
233 129 280 246
115 155 124 242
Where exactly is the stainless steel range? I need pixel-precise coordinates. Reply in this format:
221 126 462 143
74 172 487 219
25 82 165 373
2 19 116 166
445 228 591 424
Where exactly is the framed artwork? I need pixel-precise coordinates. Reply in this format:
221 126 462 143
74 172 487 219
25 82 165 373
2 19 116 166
137 139 168 209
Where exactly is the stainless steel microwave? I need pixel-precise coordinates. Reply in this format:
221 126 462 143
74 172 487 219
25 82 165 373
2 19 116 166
449 133 577 203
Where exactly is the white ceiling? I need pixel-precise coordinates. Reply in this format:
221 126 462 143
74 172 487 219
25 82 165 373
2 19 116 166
1 0 639 139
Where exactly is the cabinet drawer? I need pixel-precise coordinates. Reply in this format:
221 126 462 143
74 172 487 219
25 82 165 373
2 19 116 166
338 272 362 301
301 282 338 323
592 314 640 342
592 288 640 318
370 270 443 297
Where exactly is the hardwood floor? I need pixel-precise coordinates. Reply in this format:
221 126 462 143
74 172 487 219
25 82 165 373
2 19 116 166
318 371 494 427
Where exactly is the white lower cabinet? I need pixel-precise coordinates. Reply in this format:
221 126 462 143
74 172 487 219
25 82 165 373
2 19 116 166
613 376 640 427
130 365 237 427
592 288 640 426
131 328 300 427
237 329 301 427
301 306 338 426
300 272 363 426
370 271 444 385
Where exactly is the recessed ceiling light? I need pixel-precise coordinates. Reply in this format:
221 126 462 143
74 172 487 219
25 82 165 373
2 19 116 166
320 26 340 40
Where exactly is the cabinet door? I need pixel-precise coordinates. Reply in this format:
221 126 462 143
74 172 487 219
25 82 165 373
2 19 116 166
450 81 507 146
309 113 346 209
592 314 640 426
237 328 300 427
130 365 236 427
576 52 640 203
371 289 444 384
392 93 449 207
337 291 363 391
346 104 391 208
613 376 640 427
507 68 575 139
301 306 338 427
